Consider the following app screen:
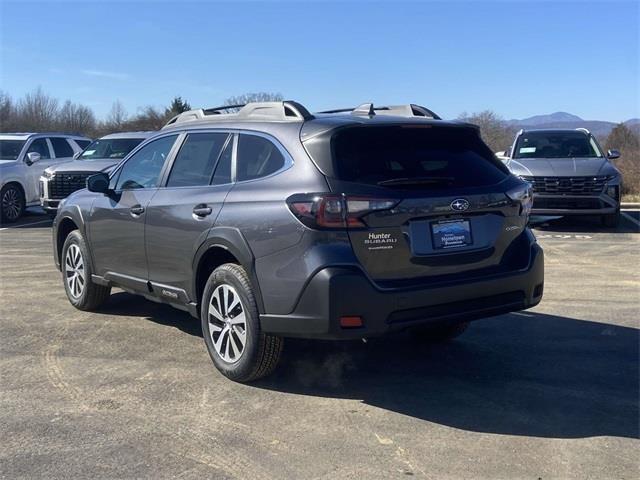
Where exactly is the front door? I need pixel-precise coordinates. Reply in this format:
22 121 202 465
88 134 179 291
145 131 234 300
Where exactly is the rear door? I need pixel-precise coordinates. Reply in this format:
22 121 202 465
145 131 234 300
324 125 523 283
89 134 179 290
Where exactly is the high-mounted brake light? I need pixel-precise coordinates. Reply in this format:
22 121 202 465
287 194 398 229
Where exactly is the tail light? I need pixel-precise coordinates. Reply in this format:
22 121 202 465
287 193 398 229
506 183 533 216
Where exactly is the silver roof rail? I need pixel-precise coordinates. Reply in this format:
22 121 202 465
576 127 591 134
320 103 441 120
163 100 313 128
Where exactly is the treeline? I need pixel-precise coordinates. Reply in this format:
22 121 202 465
1 88 638 196
0 88 283 138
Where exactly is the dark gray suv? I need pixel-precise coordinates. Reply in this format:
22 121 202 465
52 101 544 382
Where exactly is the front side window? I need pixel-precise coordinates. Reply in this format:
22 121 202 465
50 138 75 158
115 135 177 190
0 140 26 160
236 134 285 182
166 133 229 187
514 131 602 159
26 138 51 159
80 138 145 161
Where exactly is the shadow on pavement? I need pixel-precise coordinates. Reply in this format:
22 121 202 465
95 296 639 440
257 312 639 440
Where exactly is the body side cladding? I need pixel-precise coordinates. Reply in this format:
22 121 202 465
191 227 264 315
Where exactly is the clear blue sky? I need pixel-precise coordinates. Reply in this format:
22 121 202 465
1 0 638 121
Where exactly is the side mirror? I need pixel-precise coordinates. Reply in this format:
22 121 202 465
25 152 41 166
73 151 81 160
607 149 620 160
87 172 110 194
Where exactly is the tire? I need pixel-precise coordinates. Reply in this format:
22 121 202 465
601 210 620 228
411 321 470 342
201 263 283 382
0 184 25 223
61 230 111 311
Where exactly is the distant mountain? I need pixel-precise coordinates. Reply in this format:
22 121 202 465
507 112 639 138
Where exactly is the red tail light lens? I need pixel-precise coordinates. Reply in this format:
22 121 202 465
287 194 398 230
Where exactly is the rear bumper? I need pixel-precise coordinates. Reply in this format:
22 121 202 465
260 242 544 339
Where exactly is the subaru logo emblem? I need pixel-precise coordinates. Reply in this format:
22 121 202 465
450 199 470 211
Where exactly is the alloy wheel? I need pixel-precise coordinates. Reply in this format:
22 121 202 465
65 244 85 298
208 284 247 363
2 188 22 221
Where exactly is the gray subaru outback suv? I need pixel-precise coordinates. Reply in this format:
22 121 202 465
52 101 544 382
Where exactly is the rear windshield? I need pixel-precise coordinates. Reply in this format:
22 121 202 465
514 131 602 159
331 126 508 188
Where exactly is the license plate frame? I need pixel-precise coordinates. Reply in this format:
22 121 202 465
431 219 473 250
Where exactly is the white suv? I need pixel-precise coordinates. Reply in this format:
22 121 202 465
0 133 90 222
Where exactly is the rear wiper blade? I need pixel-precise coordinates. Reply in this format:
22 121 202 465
377 176 454 186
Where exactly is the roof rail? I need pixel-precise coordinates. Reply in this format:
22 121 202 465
319 103 441 120
163 100 314 128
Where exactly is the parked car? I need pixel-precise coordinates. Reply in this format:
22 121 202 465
40 132 153 213
0 133 90 222
502 128 622 227
53 101 543 382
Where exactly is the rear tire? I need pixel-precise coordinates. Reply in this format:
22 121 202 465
61 230 111 310
201 263 283 382
411 321 470 342
601 210 620 228
0 184 25 223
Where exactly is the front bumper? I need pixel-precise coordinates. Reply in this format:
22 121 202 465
260 242 544 339
530 194 619 216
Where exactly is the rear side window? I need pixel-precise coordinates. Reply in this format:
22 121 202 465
211 137 233 185
167 133 230 187
331 126 508 188
50 138 75 158
75 139 91 149
236 134 285 182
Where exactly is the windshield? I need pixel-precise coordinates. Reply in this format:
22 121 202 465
79 138 144 161
514 131 602 159
0 140 26 160
331 126 509 188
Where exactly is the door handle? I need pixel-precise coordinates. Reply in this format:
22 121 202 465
130 205 145 216
193 205 212 217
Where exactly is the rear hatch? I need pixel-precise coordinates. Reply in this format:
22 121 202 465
302 123 530 285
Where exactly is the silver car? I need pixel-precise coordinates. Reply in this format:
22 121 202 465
504 128 621 227
40 132 153 213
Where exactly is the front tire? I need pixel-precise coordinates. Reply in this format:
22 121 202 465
61 230 111 310
201 263 283 382
0 184 25 223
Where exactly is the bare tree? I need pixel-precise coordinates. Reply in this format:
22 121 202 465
104 100 128 131
605 123 640 152
0 91 16 131
18 87 59 131
458 110 516 152
58 100 96 135
222 92 284 112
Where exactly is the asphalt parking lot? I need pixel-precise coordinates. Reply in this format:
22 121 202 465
1 209 638 479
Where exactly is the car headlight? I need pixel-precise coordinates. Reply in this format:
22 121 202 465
42 170 53 179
